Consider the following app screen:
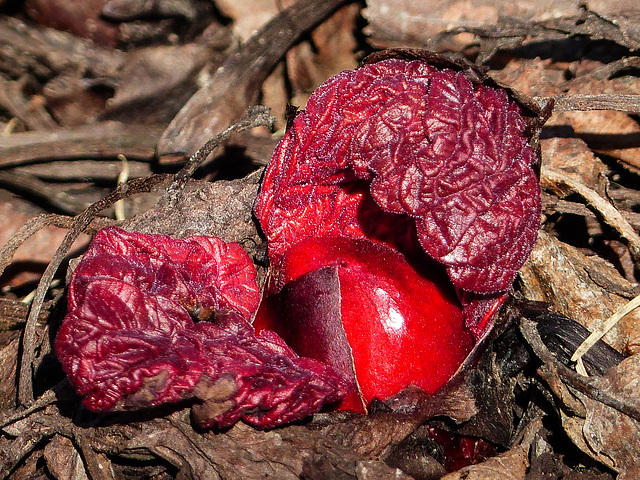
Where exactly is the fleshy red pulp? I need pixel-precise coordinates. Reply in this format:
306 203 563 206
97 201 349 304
254 236 474 412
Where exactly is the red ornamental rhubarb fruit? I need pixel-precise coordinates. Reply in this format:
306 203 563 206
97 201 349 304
254 56 542 411
55 227 348 428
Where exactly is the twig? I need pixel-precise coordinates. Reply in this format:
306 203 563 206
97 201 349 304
0 385 59 429
536 94 640 115
114 154 130 221
540 169 640 364
0 170 94 215
0 121 162 168
21 279 60 305
161 106 276 206
0 76 57 131
73 430 117 480
541 166 640 262
571 294 640 376
0 405 75 480
0 213 112 280
542 192 640 232
18 174 169 406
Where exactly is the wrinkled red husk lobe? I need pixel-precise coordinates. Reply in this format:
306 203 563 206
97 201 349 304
55 227 348 428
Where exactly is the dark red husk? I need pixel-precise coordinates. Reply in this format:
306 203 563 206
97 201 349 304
55 227 348 428
254 57 541 333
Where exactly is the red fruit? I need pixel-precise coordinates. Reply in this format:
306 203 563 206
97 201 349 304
254 236 474 412
254 54 544 412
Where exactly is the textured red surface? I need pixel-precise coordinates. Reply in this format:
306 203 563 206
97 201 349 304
254 58 540 300
253 58 541 408
55 227 347 428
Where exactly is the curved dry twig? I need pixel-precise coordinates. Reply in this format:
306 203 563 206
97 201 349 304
162 106 276 206
535 94 640 115
571 294 640 376
18 174 169 406
0 214 113 279
541 166 640 262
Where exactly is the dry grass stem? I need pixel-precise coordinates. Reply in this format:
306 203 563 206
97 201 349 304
571 293 640 375
541 167 640 262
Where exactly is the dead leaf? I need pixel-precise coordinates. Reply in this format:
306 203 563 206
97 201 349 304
111 411 412 480
519 230 640 354
540 137 609 195
363 0 640 56
558 110 640 174
103 43 229 123
43 435 89 480
0 334 19 411
0 191 90 289
440 418 542 480
556 356 640 479
123 170 262 244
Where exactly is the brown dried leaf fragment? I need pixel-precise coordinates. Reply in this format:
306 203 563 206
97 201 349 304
552 355 640 478
364 0 640 56
43 435 89 480
541 166 640 262
109 411 412 479
519 230 640 354
440 418 542 480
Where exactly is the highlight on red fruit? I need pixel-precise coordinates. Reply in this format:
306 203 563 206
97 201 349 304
254 53 543 411
253 236 474 412
55 227 348 429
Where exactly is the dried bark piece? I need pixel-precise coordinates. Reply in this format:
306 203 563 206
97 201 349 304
541 166 640 262
102 40 232 124
156 0 353 162
102 0 201 22
0 122 162 168
43 435 88 480
108 412 413 479
519 230 640 354
364 0 640 55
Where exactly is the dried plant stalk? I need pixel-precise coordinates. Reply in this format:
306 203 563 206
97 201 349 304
18 175 169 405
541 167 640 262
